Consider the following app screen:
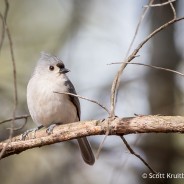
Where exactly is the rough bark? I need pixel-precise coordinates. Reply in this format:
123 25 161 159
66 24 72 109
0 115 184 159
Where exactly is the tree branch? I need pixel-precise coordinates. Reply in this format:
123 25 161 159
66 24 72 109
144 0 176 8
0 114 30 125
1 115 184 159
110 16 184 117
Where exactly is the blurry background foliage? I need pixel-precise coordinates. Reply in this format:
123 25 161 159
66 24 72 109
0 0 184 184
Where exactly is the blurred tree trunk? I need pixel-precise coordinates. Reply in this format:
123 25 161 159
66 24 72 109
142 2 181 184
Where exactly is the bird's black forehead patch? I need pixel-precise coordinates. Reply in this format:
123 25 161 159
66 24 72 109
56 62 65 69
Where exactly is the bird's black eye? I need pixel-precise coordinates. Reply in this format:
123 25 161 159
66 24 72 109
49 65 54 71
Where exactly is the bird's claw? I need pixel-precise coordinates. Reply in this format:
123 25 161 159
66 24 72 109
134 113 144 117
20 128 36 140
46 124 57 135
20 125 43 140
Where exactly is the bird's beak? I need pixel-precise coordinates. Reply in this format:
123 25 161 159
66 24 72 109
59 68 70 74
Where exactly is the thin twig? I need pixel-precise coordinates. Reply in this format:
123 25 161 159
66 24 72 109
54 91 111 159
0 114 30 125
0 0 18 159
110 62 184 77
4 0 9 23
4 115 30 131
95 127 109 159
144 0 176 7
0 139 11 158
5 19 18 134
96 117 114 159
0 0 9 53
54 91 110 115
169 0 176 20
120 136 156 173
125 0 154 58
110 17 184 117
0 14 5 53
12 117 28 131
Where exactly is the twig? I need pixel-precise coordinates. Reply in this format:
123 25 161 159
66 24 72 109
110 62 184 77
114 1 154 117
0 14 5 53
0 115 30 125
0 0 18 159
4 0 9 23
125 0 154 58
110 0 153 116
54 91 111 158
13 117 28 130
95 127 109 159
120 136 156 173
169 0 176 20
110 16 184 117
54 91 110 115
0 139 11 158
144 0 176 7
0 0 9 53
5 16 17 133
4 115 30 131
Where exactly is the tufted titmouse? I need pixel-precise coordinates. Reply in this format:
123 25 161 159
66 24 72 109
26 52 95 165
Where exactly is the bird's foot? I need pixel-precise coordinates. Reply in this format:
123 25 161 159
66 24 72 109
46 124 58 135
20 125 44 140
134 113 145 117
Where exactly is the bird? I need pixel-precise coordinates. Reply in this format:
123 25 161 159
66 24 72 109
26 52 95 165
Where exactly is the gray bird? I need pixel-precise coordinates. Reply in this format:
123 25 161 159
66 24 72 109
27 52 95 165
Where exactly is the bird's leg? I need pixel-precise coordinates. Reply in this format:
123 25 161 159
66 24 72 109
20 125 44 140
46 123 60 135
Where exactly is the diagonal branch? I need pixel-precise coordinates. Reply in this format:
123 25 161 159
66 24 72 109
110 16 184 117
125 0 154 58
54 91 110 115
120 136 156 173
110 62 184 77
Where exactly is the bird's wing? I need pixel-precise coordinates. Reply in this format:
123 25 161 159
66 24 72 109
64 80 81 120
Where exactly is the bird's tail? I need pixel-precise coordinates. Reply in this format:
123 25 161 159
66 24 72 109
77 137 95 165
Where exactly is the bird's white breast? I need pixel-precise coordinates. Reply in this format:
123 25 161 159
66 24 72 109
27 74 78 127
